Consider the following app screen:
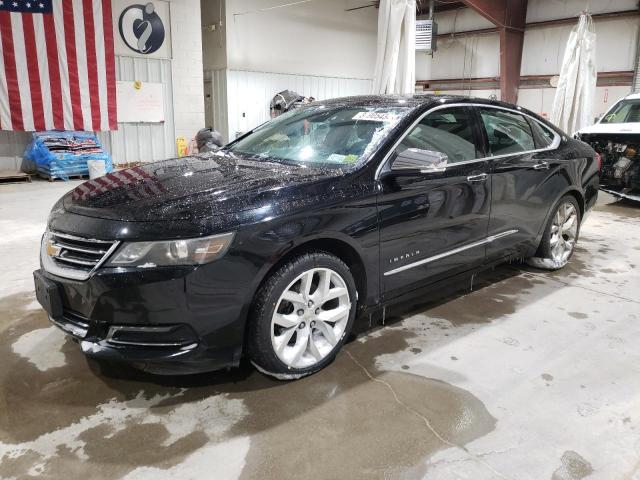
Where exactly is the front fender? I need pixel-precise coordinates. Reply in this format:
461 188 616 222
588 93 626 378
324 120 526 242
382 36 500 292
230 198 380 345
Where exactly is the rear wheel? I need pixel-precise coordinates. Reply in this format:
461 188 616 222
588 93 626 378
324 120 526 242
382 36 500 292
527 195 581 270
247 252 357 379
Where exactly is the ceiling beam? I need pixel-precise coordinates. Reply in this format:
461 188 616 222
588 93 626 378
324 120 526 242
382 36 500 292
435 10 639 39
462 0 528 103
416 70 634 90
416 1 467 16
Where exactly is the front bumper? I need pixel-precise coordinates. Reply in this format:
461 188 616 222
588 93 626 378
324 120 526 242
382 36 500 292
45 308 213 374
34 253 257 375
76 337 221 376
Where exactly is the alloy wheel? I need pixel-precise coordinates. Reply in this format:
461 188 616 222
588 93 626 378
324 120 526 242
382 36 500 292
550 202 578 264
270 267 351 369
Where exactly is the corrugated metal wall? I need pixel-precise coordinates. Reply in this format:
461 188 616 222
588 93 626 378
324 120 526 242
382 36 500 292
0 55 176 172
225 70 372 140
204 69 229 143
98 56 176 165
0 131 31 171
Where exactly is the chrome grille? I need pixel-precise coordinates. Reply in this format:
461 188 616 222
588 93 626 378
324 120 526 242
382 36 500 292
41 231 119 280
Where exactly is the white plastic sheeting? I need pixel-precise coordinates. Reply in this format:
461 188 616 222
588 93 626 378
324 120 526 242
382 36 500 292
372 0 416 95
551 13 597 134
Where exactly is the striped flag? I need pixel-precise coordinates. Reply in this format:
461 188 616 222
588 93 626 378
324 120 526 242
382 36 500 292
71 167 165 202
0 0 117 132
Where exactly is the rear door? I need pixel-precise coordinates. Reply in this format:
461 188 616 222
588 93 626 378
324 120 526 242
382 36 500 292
476 106 561 261
377 106 491 299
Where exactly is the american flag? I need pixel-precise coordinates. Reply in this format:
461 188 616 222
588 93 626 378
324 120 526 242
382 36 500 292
0 0 116 131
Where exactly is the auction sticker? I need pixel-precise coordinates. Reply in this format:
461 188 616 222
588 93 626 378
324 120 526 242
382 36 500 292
352 111 399 122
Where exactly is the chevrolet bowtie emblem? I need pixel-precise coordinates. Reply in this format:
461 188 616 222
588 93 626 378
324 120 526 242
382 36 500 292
46 240 62 257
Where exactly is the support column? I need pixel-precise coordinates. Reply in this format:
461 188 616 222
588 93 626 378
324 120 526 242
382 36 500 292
462 0 528 103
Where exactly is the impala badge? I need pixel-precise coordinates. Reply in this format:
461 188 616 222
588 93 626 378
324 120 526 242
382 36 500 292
389 250 421 264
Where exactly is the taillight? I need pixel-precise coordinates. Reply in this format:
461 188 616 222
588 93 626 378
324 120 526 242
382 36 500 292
595 152 602 172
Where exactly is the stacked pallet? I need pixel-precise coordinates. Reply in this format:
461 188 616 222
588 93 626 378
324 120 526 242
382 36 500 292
0 171 31 184
24 131 113 181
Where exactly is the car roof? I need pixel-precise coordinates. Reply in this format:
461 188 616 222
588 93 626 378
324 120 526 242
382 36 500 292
314 94 557 130
623 92 640 100
316 94 539 114
318 93 569 139
316 94 454 108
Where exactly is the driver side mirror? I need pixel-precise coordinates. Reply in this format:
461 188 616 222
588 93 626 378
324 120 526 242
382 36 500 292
391 148 448 173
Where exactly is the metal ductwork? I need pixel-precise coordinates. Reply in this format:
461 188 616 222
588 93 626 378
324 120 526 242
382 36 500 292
416 0 437 53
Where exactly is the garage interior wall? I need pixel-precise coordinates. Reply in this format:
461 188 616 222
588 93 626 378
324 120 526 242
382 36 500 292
417 0 639 119
0 0 204 170
96 57 176 166
201 0 378 142
101 0 205 165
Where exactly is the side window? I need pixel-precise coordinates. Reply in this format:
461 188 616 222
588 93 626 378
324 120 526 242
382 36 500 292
479 108 535 156
396 107 480 164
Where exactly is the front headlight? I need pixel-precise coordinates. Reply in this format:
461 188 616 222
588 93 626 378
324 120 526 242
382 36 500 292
106 232 235 267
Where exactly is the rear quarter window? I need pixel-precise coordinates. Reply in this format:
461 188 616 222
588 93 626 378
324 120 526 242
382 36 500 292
527 118 557 148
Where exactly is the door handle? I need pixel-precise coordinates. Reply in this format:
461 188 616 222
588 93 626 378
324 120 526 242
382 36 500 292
533 161 550 170
467 173 488 183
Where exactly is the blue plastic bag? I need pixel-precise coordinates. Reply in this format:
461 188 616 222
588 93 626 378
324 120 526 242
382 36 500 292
24 131 113 181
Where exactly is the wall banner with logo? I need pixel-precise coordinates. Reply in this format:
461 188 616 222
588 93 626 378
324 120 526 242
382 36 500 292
112 0 171 59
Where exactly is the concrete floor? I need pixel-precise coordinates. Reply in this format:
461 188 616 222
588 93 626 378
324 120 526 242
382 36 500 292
0 180 639 480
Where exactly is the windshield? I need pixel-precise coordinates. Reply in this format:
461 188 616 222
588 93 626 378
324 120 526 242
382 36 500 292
601 99 640 123
226 104 411 167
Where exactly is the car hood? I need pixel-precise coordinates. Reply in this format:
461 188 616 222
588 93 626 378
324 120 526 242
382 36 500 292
577 122 640 135
62 152 347 223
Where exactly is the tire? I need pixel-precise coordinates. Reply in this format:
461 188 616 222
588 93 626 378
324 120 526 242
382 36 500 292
247 251 358 380
526 195 581 271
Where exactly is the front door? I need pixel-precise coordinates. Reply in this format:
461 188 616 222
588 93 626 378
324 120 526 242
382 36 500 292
377 106 491 300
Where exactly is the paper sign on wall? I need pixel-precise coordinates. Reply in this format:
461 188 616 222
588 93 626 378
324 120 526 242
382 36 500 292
116 81 165 123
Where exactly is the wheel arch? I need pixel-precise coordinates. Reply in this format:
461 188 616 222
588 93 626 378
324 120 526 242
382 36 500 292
564 188 585 220
256 236 368 311
534 186 585 247
239 235 370 362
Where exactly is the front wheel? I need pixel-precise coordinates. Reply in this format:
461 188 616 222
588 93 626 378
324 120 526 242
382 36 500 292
527 195 581 270
247 252 357 380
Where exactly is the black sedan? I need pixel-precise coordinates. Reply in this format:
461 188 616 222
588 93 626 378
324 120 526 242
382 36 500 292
34 95 599 379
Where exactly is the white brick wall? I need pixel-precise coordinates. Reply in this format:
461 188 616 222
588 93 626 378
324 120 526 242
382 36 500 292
169 0 205 143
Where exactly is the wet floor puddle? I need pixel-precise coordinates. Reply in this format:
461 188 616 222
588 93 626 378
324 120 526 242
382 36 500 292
0 290 499 480
2 242 612 479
